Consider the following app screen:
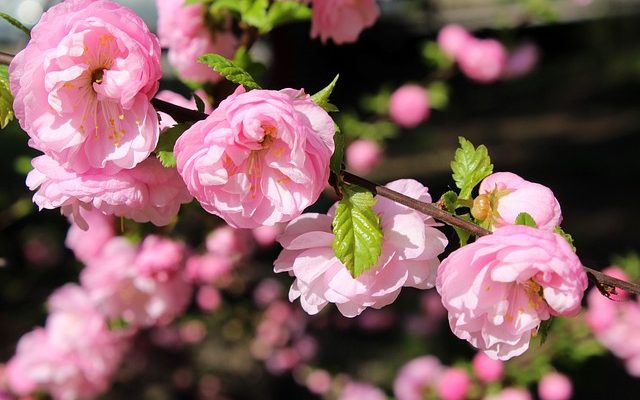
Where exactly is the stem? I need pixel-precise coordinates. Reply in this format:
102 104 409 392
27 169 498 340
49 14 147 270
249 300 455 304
1 50 638 296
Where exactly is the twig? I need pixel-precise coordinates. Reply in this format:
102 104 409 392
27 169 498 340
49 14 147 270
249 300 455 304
0 51 14 66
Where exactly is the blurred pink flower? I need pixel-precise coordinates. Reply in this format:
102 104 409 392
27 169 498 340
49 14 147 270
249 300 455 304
10 0 162 173
346 139 383 174
472 351 504 383
310 0 379 45
436 225 587 360
206 225 255 259
503 42 540 79
477 172 562 231
27 155 192 228
306 369 332 395
80 236 192 327
196 286 222 312
457 38 508 83
156 0 237 83
436 368 471 400
185 253 234 285
175 87 335 228
275 179 448 317
65 207 115 263
252 224 284 248
538 372 573 400
253 278 284 307
339 381 386 400
496 387 533 400
437 24 473 59
393 355 443 400
389 85 430 128
5 285 129 400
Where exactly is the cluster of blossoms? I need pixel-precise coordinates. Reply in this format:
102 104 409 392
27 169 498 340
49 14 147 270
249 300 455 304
586 267 640 377
438 24 538 83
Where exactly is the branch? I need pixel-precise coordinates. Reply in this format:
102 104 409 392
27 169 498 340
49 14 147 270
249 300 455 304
0 51 14 66
341 171 640 296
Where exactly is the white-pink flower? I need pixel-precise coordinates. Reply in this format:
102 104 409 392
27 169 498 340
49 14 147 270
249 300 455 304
5 285 129 400
275 179 448 317
436 225 587 360
10 0 162 173
80 235 192 327
156 0 238 83
174 87 335 228
310 0 380 45
475 172 562 231
27 155 192 227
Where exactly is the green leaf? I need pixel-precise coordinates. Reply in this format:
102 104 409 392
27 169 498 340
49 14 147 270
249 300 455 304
330 124 344 177
157 151 177 168
339 113 399 141
421 41 453 70
0 65 14 129
155 123 190 168
185 0 212 4
266 1 312 30
537 318 554 345
311 74 339 112
451 137 493 199
611 252 640 281
441 190 458 213
232 46 266 83
426 81 449 110
193 93 206 114
0 12 30 37
198 54 262 90
453 213 472 246
242 0 269 31
210 0 247 14
332 186 384 278
555 226 576 252
515 212 537 228
108 317 131 331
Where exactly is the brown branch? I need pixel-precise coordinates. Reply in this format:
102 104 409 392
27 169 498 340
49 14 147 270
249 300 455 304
342 171 640 296
0 51 14 66
151 98 208 123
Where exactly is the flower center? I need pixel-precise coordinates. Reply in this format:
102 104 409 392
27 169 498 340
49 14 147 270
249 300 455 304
91 68 105 85
259 124 277 148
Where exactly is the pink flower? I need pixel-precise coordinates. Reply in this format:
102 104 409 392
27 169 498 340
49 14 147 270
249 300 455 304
80 236 192 327
134 235 187 281
306 369 332 395
503 42 540 79
27 155 192 227
310 0 379 45
389 85 431 128
393 356 443 400
65 207 115 263
538 372 572 400
196 286 222 312
174 87 335 228
275 179 448 317
457 38 508 83
436 368 471 400
496 387 533 400
436 225 587 360
472 351 504 383
475 172 562 231
156 90 212 130
5 285 129 400
437 24 473 59
339 381 386 400
252 224 284 248
206 225 255 259
346 139 383 174
185 253 234 285
156 0 237 83
10 0 162 173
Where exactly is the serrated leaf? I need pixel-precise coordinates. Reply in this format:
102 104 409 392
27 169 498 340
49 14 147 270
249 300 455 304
266 1 312 30
198 54 262 90
332 186 383 278
0 12 30 37
0 65 14 129
311 74 339 112
515 212 537 228
330 124 344 177
451 137 493 199
157 151 177 168
555 226 576 252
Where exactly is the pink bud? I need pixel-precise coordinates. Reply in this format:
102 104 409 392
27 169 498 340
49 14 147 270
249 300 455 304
457 38 507 83
472 352 504 383
538 372 573 400
346 139 383 174
438 24 473 58
196 286 222 312
306 369 332 395
389 85 430 128
437 368 471 400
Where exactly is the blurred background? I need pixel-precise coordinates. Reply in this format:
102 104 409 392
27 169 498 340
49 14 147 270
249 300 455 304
1 0 640 399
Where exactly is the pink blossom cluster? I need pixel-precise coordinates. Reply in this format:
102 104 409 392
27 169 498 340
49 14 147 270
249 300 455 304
251 301 317 374
275 179 448 317
5 285 130 400
437 225 587 360
437 24 538 83
156 0 238 83
10 0 193 227
175 86 335 228
586 267 640 377
310 0 380 45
